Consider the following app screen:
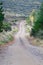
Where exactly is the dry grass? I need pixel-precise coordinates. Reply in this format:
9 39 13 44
26 35 43 47
0 31 14 45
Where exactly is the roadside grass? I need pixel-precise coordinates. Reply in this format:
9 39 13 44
0 27 18 45
12 27 18 33
0 32 14 45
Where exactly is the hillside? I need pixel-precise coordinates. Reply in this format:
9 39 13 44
1 0 43 16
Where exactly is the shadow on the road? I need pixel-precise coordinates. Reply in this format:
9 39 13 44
19 37 25 46
19 37 24 45
19 37 27 49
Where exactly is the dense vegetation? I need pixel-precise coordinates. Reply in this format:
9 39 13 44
26 3 43 39
31 3 43 38
3 22 11 32
0 2 18 45
0 2 12 32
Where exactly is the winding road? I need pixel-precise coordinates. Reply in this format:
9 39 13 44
0 20 43 65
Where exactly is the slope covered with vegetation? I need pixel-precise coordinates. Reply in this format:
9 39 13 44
1 0 43 16
26 3 43 46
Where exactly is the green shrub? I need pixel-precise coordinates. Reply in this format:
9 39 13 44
3 22 11 31
12 28 18 33
7 34 14 41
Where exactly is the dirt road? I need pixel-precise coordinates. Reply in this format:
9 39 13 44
0 20 43 65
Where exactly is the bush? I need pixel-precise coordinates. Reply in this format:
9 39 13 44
0 32 14 45
12 27 18 33
3 22 11 31
7 34 14 41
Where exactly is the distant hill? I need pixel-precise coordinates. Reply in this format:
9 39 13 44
1 0 43 16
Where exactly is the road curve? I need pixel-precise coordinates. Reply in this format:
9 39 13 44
0 20 43 65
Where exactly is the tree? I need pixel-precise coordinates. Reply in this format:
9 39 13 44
0 2 4 32
30 3 43 37
26 9 36 26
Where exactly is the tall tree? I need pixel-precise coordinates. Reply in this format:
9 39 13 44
0 2 4 32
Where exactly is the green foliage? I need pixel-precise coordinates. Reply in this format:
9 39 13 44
26 9 36 26
0 2 4 32
3 22 11 31
26 27 30 32
31 3 43 37
0 32 14 44
30 28 36 37
26 16 31 25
